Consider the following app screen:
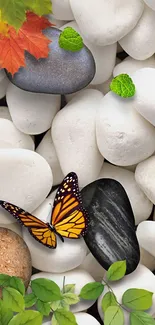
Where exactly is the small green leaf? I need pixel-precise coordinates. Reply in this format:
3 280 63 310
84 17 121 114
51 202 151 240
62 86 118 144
63 284 75 294
7 276 25 295
130 311 155 325
51 300 62 311
122 289 153 310
104 306 124 325
54 309 77 325
110 74 136 98
36 299 51 316
25 0 52 16
52 315 59 325
2 287 25 312
0 0 27 30
59 27 84 52
107 260 127 281
0 300 13 325
0 274 11 287
101 292 118 313
79 282 104 300
8 310 43 325
60 300 70 311
24 293 37 308
31 278 61 302
63 293 80 305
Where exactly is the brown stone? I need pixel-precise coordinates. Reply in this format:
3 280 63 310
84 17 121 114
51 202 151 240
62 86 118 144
0 227 32 288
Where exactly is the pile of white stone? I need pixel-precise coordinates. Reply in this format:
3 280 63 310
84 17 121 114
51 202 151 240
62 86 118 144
1 0 155 324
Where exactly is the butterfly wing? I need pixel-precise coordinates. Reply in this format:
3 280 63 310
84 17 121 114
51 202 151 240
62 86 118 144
0 200 57 248
51 172 87 238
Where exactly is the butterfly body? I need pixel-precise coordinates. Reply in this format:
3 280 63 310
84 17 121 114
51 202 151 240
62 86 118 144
0 172 87 249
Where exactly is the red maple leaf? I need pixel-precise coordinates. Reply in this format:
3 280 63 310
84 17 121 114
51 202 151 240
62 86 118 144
0 12 54 76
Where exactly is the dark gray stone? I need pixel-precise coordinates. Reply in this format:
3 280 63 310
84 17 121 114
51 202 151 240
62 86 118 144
81 178 140 275
7 27 96 95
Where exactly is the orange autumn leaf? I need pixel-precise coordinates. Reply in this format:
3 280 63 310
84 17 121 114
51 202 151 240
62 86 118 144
0 12 53 76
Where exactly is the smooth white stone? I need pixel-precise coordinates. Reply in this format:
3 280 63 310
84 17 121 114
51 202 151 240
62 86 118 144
96 92 155 166
61 21 117 85
98 264 155 323
0 70 10 99
113 55 155 77
46 14 66 27
29 269 95 312
99 163 152 224
6 83 61 135
137 221 155 257
74 313 101 325
143 0 155 10
23 203 87 272
70 0 144 46
52 0 74 20
119 6 155 60
52 89 104 187
131 68 155 126
140 246 155 271
0 119 34 150
36 130 64 186
0 149 53 212
80 252 106 282
117 43 123 53
123 164 137 172
0 106 12 120
135 156 155 204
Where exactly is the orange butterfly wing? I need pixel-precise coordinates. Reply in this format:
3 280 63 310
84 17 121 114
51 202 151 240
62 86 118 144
0 201 57 248
51 172 87 239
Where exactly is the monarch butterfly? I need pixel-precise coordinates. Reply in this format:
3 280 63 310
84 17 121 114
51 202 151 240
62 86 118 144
0 172 88 249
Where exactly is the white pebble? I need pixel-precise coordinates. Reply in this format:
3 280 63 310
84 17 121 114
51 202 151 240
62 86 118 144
61 21 117 85
135 156 155 204
99 163 152 224
143 0 155 10
36 130 64 186
140 246 155 271
137 221 155 257
0 106 12 120
46 14 66 28
74 313 101 325
29 269 95 312
96 92 155 166
6 83 61 135
131 68 155 126
52 89 104 187
98 264 155 323
0 119 34 150
0 70 9 99
119 6 155 60
0 149 53 212
113 55 155 77
70 0 144 46
52 0 74 20
80 252 106 282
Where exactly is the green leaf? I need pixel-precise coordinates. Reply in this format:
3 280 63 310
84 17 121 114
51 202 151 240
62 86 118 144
54 309 77 325
2 287 25 312
110 74 136 98
0 0 27 30
0 274 11 287
104 306 124 325
25 0 52 16
107 260 127 281
79 282 104 300
0 300 13 325
52 315 59 325
31 278 61 302
8 310 43 325
62 293 80 305
51 300 62 311
130 311 155 325
36 299 51 316
7 276 25 295
60 300 70 311
59 27 84 52
122 289 153 310
63 284 75 294
101 292 118 313
24 293 37 308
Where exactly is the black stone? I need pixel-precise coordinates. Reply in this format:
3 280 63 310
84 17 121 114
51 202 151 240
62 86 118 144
81 178 140 275
7 27 96 95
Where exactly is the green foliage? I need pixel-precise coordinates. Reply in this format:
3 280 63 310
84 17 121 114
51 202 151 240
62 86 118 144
110 74 136 98
101 292 118 312
2 287 25 312
104 306 124 325
36 300 51 316
79 282 104 300
130 311 155 325
0 300 13 325
107 260 127 281
25 0 52 16
8 310 43 325
63 284 75 294
59 27 84 52
122 288 153 310
31 278 61 302
62 293 80 305
24 293 37 308
54 309 77 325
